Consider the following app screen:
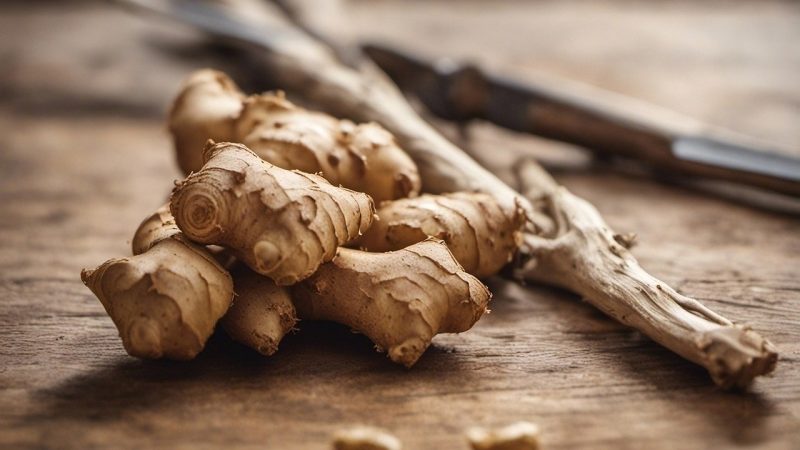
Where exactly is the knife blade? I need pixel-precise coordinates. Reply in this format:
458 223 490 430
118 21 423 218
363 43 800 197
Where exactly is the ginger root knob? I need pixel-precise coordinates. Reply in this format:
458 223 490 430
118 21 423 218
168 69 244 174
358 193 525 278
171 142 374 285
81 206 233 360
238 92 421 203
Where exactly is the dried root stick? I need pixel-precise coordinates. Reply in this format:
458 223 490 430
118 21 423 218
292 239 491 367
515 159 777 388
221 265 297 356
357 193 525 278
170 142 374 285
81 204 234 360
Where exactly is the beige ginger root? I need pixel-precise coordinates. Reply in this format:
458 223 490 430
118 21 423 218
223 3 777 388
221 265 297 355
169 69 245 174
292 239 491 367
467 422 540 450
357 193 525 278
81 205 234 360
332 426 402 450
237 92 421 203
170 142 374 285
169 71 421 203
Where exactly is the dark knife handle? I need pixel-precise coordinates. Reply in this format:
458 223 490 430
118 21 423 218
435 64 800 197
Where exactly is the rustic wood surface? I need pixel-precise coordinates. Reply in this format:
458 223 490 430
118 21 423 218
1 1 799 449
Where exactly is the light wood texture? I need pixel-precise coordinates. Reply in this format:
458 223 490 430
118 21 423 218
0 1 798 449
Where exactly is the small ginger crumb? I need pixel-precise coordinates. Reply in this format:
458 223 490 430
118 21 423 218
332 425 402 450
466 421 540 450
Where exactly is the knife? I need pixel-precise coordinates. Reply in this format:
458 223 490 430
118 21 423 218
363 44 800 197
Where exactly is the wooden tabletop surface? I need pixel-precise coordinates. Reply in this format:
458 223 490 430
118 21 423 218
1 1 798 449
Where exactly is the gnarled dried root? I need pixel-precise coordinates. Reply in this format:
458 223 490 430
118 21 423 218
170 142 374 285
237 92 421 203
515 159 777 388
169 69 245 174
292 239 491 367
221 265 297 355
81 206 234 360
357 193 525 278
169 71 421 204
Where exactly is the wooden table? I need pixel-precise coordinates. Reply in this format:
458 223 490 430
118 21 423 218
1 1 798 448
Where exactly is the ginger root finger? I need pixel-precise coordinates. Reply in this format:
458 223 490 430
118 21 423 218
169 69 245 174
357 193 525 278
81 209 234 360
170 142 374 285
168 70 421 203
221 265 297 356
292 239 491 367
131 204 181 255
236 92 421 203
332 426 402 450
515 159 777 389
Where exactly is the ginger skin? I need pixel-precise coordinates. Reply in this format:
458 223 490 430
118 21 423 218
467 422 540 450
332 426 402 450
292 239 491 367
169 69 245 175
223 16 777 386
170 142 374 285
169 71 421 203
237 92 421 203
357 193 525 278
221 264 297 356
131 204 181 255
81 205 233 360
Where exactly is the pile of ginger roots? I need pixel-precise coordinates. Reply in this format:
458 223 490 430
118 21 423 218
81 69 527 366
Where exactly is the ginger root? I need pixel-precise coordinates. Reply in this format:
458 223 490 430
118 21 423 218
169 69 245 174
81 205 234 360
332 426 402 450
224 4 777 387
292 239 491 367
131 203 181 255
516 159 778 389
357 193 525 278
467 422 540 450
170 142 374 285
221 264 297 356
237 92 421 203
169 71 420 204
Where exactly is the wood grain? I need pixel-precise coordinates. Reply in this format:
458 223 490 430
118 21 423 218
1 1 798 449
